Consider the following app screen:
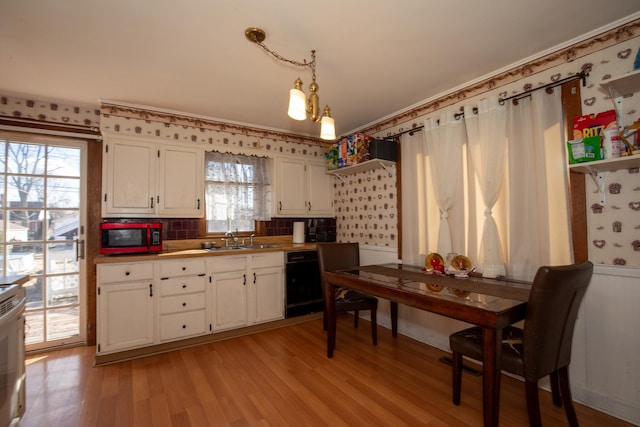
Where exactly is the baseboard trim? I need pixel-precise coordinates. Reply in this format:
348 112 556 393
94 312 323 367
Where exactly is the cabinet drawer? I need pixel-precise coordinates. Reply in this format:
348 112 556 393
159 275 206 296
208 255 247 273
251 252 283 269
159 310 207 341
160 293 206 314
159 258 206 278
98 262 154 283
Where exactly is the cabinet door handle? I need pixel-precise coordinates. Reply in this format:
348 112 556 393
254 272 257 284
182 302 186 307
125 271 130 276
243 274 246 286
197 198 201 210
182 325 186 329
182 284 187 289
308 202 311 211
279 201 282 211
150 197 154 208
149 284 153 297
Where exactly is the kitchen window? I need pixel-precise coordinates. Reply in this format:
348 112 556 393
203 151 272 234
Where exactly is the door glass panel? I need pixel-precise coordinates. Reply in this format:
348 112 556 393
47 306 79 341
47 275 79 307
6 176 45 208
47 178 80 208
46 243 78 274
6 142 47 175
46 210 79 241
7 210 43 242
24 277 43 310
47 146 80 177
24 311 44 345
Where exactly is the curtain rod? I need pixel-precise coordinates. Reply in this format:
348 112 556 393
386 70 588 140
0 115 102 140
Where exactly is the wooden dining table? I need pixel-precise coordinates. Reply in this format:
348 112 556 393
322 263 531 427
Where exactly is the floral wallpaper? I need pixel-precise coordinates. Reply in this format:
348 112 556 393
333 164 398 247
0 96 100 127
580 37 640 266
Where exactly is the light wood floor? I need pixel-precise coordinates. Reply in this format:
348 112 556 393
21 315 633 427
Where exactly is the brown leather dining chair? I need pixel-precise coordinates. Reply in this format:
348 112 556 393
317 242 379 345
449 261 594 427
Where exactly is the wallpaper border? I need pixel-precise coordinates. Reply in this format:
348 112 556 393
360 18 640 136
100 101 325 147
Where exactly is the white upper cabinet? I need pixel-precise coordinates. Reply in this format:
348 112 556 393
157 146 203 216
306 162 334 216
102 138 156 216
102 135 204 218
275 157 333 217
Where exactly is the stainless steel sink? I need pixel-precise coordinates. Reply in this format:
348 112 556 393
208 246 246 251
243 244 281 249
204 244 281 252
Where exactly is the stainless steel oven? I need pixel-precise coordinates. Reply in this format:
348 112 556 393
285 250 323 318
0 285 26 427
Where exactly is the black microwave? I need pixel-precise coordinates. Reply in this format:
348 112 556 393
100 222 162 254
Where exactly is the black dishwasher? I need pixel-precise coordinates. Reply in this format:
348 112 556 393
285 250 323 318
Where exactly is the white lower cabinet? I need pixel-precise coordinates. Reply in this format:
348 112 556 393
157 258 208 342
97 252 285 357
208 255 249 331
208 252 284 331
97 261 155 355
250 253 284 324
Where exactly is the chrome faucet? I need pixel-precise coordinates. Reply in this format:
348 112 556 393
225 230 239 246
250 233 255 246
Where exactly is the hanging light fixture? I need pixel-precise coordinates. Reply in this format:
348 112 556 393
245 27 336 141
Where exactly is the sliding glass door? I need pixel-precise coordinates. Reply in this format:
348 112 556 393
0 132 86 350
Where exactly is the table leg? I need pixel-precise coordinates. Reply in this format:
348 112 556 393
390 301 398 337
325 282 336 358
482 327 503 427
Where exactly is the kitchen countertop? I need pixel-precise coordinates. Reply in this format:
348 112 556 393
95 239 319 264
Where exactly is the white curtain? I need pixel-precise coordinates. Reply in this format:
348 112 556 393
464 97 508 278
400 131 435 266
204 151 272 223
423 112 466 255
506 90 572 279
401 92 572 280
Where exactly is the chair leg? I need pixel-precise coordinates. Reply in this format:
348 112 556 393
323 307 327 331
549 370 562 407
524 380 543 427
452 352 462 405
353 310 359 328
558 366 579 427
370 308 377 346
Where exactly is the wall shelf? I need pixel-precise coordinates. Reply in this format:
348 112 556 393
326 159 395 182
600 69 640 135
569 155 640 205
600 69 640 98
568 155 640 174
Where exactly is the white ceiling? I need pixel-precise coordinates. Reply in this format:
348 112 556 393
1 1 640 139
